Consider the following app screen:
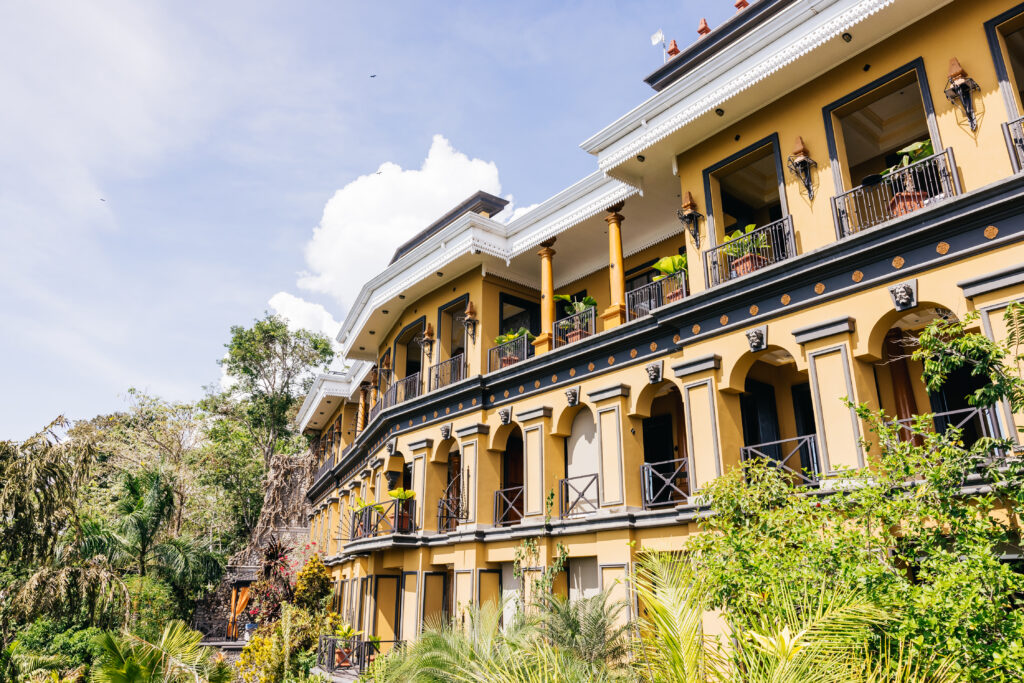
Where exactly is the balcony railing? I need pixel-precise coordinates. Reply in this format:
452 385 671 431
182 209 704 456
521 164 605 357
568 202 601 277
437 473 469 532
1002 115 1024 173
315 453 335 481
493 485 524 526
350 499 416 540
626 271 688 322
831 148 960 238
374 371 421 418
740 434 821 486
429 353 466 392
558 473 599 518
889 406 1002 449
704 215 796 287
488 334 533 372
318 636 403 675
641 457 690 509
554 307 596 348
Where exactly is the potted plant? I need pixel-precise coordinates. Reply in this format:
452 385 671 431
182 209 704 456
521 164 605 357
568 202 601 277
722 224 769 276
553 294 597 343
334 623 361 667
388 487 416 532
882 139 935 216
367 634 383 664
651 254 688 302
493 327 535 367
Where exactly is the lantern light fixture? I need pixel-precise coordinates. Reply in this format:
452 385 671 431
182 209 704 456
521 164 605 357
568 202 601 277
786 136 818 200
415 323 436 360
460 301 479 343
944 57 980 131
677 192 704 249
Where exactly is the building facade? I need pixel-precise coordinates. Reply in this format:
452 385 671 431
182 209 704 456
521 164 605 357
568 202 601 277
296 0 1024 651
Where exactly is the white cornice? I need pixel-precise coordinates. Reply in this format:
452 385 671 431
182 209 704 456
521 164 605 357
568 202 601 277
335 173 638 357
295 362 373 434
580 0 905 171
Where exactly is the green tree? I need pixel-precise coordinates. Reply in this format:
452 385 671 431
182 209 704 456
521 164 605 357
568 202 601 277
216 314 334 468
91 620 231 683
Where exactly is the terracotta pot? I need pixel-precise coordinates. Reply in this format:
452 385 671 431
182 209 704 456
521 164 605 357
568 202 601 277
566 329 586 343
731 253 767 277
500 355 520 367
889 191 927 217
666 287 685 303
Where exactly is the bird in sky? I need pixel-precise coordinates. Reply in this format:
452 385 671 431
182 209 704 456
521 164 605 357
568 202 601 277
370 74 376 78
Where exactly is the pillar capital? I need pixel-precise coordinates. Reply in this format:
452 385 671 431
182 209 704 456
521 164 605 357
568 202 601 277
606 201 625 215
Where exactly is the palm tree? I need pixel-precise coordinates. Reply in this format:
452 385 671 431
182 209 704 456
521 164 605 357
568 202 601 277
108 470 220 591
91 620 231 683
536 590 628 668
629 552 959 683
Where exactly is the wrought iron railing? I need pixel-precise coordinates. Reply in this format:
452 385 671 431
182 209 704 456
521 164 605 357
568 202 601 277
488 334 533 372
704 215 796 287
889 406 1002 449
315 453 335 481
626 271 687 321
375 371 421 416
350 498 417 540
429 353 466 392
318 636 403 674
641 457 690 509
740 434 821 486
493 485 524 526
1002 115 1024 173
554 307 596 348
558 473 600 518
437 472 470 532
831 148 960 238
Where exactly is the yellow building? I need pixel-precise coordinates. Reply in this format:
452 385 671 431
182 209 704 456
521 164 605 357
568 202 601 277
297 0 1024 652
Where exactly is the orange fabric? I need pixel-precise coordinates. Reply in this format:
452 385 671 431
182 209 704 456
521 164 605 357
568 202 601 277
229 586 250 639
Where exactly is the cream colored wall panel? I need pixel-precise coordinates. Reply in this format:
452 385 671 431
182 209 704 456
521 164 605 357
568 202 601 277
598 405 625 505
683 379 721 491
809 345 863 473
524 425 544 516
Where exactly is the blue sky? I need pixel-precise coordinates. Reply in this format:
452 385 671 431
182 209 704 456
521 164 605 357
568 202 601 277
0 1 735 439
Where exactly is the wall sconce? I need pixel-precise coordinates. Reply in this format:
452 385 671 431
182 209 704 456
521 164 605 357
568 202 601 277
676 192 704 249
786 136 818 199
460 301 478 343
944 57 980 131
416 323 436 360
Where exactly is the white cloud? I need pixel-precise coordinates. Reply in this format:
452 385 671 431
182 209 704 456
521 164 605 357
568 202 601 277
268 292 342 339
295 135 503 310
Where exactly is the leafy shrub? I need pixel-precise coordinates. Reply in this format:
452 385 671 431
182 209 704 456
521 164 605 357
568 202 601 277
293 556 331 612
15 618 104 668
125 575 178 642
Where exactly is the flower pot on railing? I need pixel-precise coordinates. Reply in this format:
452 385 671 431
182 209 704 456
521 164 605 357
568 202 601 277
500 354 520 368
565 327 586 343
889 191 928 216
731 252 768 277
665 287 685 303
388 490 416 533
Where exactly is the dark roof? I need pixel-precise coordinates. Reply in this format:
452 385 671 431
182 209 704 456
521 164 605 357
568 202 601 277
644 0 797 92
389 191 508 264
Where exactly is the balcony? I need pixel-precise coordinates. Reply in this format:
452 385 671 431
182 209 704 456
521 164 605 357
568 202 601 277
831 148 960 238
350 499 417 540
890 406 1002 449
317 636 402 675
488 334 533 372
437 474 469 532
704 215 796 287
558 473 599 518
372 371 421 418
493 485 524 526
640 457 690 509
740 434 821 486
553 307 596 348
626 270 687 322
429 353 466 392
1003 115 1024 173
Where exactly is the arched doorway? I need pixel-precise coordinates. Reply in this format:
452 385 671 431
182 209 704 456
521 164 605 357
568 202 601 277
495 427 524 525
738 348 819 484
641 384 689 508
562 407 600 517
878 307 1000 446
